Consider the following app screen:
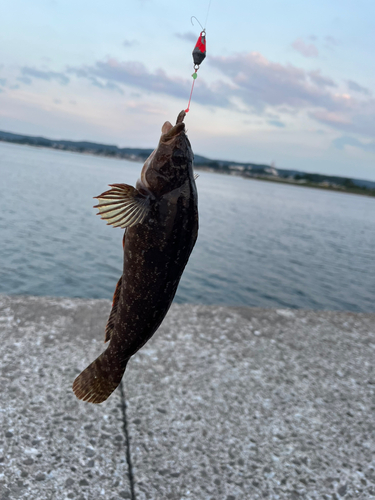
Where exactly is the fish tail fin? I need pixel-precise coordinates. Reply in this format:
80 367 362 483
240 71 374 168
72 352 128 404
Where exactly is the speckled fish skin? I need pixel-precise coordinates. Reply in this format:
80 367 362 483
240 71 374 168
73 110 198 404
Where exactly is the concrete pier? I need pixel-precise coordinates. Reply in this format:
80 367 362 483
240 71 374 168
0 295 374 499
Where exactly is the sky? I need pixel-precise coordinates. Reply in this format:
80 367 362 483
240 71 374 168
0 0 374 180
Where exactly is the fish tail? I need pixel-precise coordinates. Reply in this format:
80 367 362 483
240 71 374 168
72 352 128 404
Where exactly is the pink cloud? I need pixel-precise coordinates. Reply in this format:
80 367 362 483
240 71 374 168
209 52 337 110
309 70 336 88
347 80 371 96
68 58 232 108
292 38 319 58
310 110 351 125
21 51 374 140
209 52 375 138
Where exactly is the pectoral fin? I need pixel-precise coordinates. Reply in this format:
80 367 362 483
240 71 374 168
94 184 149 228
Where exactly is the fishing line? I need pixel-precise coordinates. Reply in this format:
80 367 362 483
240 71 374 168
185 76 196 114
204 0 213 29
185 0 212 113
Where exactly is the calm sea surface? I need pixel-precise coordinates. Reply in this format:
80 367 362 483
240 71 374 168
1 142 374 312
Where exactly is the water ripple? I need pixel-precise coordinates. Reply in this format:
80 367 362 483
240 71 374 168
1 142 375 312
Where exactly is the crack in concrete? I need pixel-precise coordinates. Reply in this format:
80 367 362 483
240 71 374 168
120 381 136 500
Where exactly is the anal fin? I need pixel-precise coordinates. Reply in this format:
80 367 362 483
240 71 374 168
105 276 122 343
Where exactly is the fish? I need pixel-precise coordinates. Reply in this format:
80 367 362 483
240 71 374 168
72 110 198 404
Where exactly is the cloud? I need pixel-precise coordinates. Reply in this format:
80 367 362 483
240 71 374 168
20 67 70 85
333 136 375 153
13 52 373 141
309 70 336 88
209 52 337 110
268 120 285 128
325 36 339 46
292 38 319 58
209 52 375 138
67 53 374 139
310 110 351 126
174 32 197 43
310 101 375 137
17 76 32 85
0 77 19 90
123 39 138 48
347 80 371 96
126 101 166 115
89 76 124 94
68 58 232 108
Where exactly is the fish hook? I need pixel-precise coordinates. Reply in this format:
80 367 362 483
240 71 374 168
191 16 205 32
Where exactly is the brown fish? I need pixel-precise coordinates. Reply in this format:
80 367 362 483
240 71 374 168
72 110 198 403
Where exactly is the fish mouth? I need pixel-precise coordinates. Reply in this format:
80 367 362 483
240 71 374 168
160 110 186 142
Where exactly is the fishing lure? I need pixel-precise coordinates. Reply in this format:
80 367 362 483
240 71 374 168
185 24 207 113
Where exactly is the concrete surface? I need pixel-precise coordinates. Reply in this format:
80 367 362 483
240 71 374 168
0 295 374 500
0 296 131 500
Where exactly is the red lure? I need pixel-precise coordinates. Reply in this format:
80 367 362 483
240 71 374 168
185 30 206 113
193 31 206 67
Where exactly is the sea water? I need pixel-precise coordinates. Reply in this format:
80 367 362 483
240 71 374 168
1 142 374 312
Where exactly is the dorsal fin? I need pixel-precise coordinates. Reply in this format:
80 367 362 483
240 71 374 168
94 184 149 228
104 276 122 343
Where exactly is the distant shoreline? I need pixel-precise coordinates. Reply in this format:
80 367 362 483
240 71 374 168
194 165 375 197
1 133 374 198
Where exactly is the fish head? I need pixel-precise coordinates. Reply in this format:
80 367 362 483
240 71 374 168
138 110 194 196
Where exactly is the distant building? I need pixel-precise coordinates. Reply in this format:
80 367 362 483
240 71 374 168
265 166 278 176
229 165 245 172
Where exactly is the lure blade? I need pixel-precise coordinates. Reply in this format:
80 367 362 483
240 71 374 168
193 31 206 67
